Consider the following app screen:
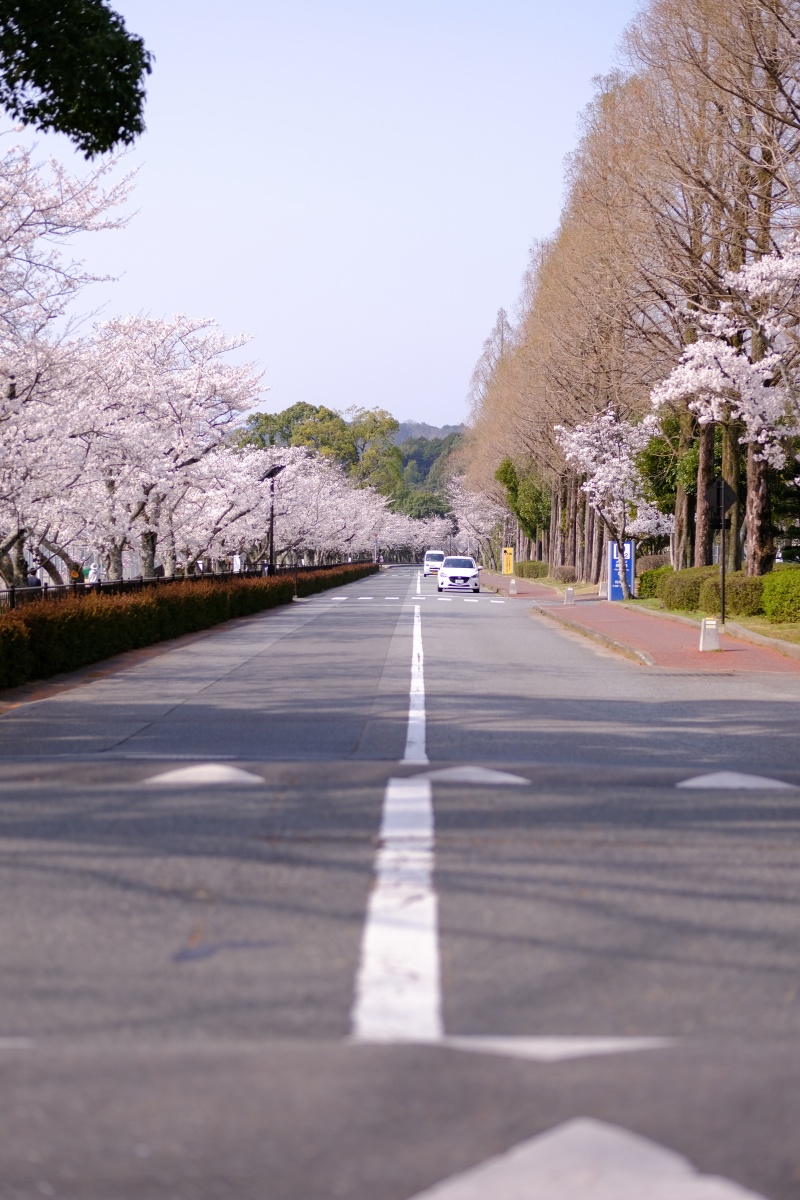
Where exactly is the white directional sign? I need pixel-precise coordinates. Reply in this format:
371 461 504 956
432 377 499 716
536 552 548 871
405 1118 768 1199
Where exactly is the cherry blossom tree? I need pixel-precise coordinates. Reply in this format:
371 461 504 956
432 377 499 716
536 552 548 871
556 408 673 598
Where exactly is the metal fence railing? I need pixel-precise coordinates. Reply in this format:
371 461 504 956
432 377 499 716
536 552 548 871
0 559 374 613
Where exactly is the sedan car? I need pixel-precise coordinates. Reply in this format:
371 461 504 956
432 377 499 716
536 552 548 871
437 556 480 593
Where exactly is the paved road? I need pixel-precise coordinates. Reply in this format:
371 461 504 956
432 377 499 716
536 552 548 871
1 567 799 1198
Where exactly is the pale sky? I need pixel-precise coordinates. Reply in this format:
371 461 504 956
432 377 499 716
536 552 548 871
19 0 643 427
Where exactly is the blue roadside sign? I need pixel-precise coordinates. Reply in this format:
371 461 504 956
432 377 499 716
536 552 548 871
608 540 635 600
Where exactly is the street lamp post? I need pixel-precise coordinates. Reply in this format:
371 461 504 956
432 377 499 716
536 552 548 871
265 464 286 575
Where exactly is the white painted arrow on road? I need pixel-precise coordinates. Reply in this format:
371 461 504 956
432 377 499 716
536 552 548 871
405 1118 768 1199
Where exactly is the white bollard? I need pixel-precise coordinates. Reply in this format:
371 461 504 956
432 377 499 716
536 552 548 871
509 577 517 595
564 587 575 606
699 617 720 651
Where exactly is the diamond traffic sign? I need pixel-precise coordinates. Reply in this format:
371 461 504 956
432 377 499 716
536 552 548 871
706 477 737 514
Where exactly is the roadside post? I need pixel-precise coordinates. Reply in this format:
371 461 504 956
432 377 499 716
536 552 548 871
706 478 737 624
607 540 635 600
564 587 575 606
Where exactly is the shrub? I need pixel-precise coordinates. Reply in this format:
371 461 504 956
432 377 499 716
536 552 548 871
638 564 673 599
762 569 800 622
698 573 764 617
551 565 577 583
10 576 295 683
636 553 671 574
658 565 718 611
514 560 548 579
0 615 32 690
296 563 378 596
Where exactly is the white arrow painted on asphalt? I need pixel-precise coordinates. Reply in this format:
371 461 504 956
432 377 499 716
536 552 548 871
418 765 529 786
677 771 796 790
145 764 263 786
404 1118 768 1199
442 1036 672 1063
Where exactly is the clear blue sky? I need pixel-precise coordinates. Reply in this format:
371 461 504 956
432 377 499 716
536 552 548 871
25 0 643 426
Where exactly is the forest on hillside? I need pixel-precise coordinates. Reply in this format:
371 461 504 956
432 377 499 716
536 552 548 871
238 404 463 520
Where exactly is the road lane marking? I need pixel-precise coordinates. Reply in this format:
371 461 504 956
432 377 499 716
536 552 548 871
145 764 263 786
404 604 427 764
351 776 441 1043
0 1038 33 1049
404 1118 767 1199
385 596 400 599
490 599 505 604
442 1035 672 1062
416 571 421 594
463 598 478 603
677 771 796 790
419 765 528 786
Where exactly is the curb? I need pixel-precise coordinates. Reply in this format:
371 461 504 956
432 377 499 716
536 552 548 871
620 601 800 662
530 603 656 667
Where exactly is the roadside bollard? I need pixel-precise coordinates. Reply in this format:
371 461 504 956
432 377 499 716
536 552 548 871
564 587 575 606
509 577 517 595
699 618 720 651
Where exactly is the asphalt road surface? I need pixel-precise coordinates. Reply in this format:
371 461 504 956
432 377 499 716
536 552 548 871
1 567 800 1199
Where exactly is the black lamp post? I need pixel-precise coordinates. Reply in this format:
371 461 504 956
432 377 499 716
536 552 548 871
265 464 286 574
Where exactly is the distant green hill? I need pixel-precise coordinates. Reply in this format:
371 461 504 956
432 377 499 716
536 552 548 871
393 420 463 445
392 428 464 519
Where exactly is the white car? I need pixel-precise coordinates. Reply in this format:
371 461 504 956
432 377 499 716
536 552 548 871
423 550 445 577
437 556 480 593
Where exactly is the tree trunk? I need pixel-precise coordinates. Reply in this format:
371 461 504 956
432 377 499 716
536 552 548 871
566 475 578 568
104 544 124 581
673 411 694 569
590 508 603 584
11 540 27 586
693 423 714 567
140 529 157 578
721 421 742 572
548 482 559 570
744 446 774 575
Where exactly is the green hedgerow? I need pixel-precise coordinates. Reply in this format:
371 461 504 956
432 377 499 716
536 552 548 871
698 573 764 617
513 561 549 579
658 566 718 611
762 569 800 622
638 565 673 599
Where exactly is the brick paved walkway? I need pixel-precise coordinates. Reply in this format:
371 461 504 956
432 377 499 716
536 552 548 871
480 570 800 673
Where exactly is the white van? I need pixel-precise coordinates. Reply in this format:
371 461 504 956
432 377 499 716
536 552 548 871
423 550 445 577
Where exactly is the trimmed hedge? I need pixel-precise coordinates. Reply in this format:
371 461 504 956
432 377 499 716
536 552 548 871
658 565 718 611
513 560 548 579
551 565 577 583
296 563 377 595
0 564 379 690
762 569 800 622
638 565 673 599
698 573 764 617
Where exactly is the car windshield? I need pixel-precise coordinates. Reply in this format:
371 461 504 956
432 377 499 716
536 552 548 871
443 557 475 568
425 553 444 561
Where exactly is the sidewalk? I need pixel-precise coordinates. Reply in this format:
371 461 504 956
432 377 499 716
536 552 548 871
481 570 800 673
